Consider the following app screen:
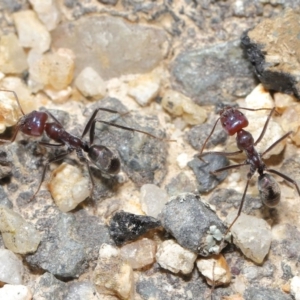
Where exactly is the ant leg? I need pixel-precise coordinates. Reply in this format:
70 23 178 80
39 141 64 148
254 107 276 145
199 117 220 155
210 162 249 175
30 150 72 200
198 150 243 160
0 89 25 115
261 131 292 158
81 107 130 139
267 168 300 196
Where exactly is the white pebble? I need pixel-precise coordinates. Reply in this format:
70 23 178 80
75 67 106 99
0 284 32 300
49 163 90 212
13 10 51 53
291 276 300 300
140 184 169 218
0 249 23 284
176 153 189 169
156 240 197 275
225 212 272 264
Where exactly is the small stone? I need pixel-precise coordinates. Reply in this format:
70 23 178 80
188 154 230 193
0 249 24 284
0 33 28 74
0 205 41 254
120 238 156 269
44 86 72 104
109 211 161 246
13 10 51 53
0 284 32 300
161 90 207 125
244 286 291 300
128 71 161 107
29 48 75 90
196 254 231 286
29 0 61 31
93 244 134 299
156 240 197 275
274 92 296 113
225 212 272 264
160 193 227 255
140 184 169 218
75 67 106 99
165 172 197 197
291 276 300 300
176 153 189 169
65 282 102 300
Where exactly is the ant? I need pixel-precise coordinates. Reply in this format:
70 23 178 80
198 104 300 238
0 89 164 199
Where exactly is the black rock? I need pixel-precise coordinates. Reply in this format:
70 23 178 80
109 211 161 246
188 153 229 193
159 193 226 255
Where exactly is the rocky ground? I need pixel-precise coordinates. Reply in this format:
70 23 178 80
0 0 300 300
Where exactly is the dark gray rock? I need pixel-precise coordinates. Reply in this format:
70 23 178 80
171 39 257 105
188 154 229 193
279 156 300 191
109 211 161 246
85 98 168 187
244 286 292 300
97 0 118 5
159 193 226 255
281 262 293 280
165 172 197 197
242 10 300 99
32 272 68 300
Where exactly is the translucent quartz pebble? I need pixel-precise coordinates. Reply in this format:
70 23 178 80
161 90 207 125
93 244 134 300
0 33 28 74
225 212 272 264
0 249 24 284
197 254 231 286
13 10 51 53
120 238 156 269
140 184 169 218
75 67 106 99
0 284 32 300
156 239 197 275
0 205 41 254
49 163 90 212
29 0 61 31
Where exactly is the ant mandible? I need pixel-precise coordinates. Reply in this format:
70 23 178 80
0 89 163 199
198 104 300 235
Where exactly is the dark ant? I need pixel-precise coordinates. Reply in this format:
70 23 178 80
0 89 165 199
198 105 300 239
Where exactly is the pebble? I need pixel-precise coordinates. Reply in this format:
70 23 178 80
225 212 272 264
28 48 75 90
75 67 106 99
13 10 51 53
65 282 102 300
156 239 197 275
0 205 41 254
109 211 161 246
93 244 134 300
52 16 169 79
273 91 296 113
243 285 291 300
29 0 61 31
128 71 161 107
161 89 207 125
0 284 32 300
120 238 156 269
140 184 169 218
0 33 28 74
291 276 300 300
0 249 23 284
196 254 231 286
44 86 72 103
159 193 226 255
188 154 229 193
165 172 197 197
48 162 90 212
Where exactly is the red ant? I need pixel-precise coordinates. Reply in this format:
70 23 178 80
0 90 163 199
198 105 300 236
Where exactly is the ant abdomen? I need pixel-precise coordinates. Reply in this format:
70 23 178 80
258 173 281 207
88 145 120 174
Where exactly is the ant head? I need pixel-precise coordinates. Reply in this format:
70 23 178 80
88 145 120 174
20 111 48 137
258 173 281 207
220 108 249 136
